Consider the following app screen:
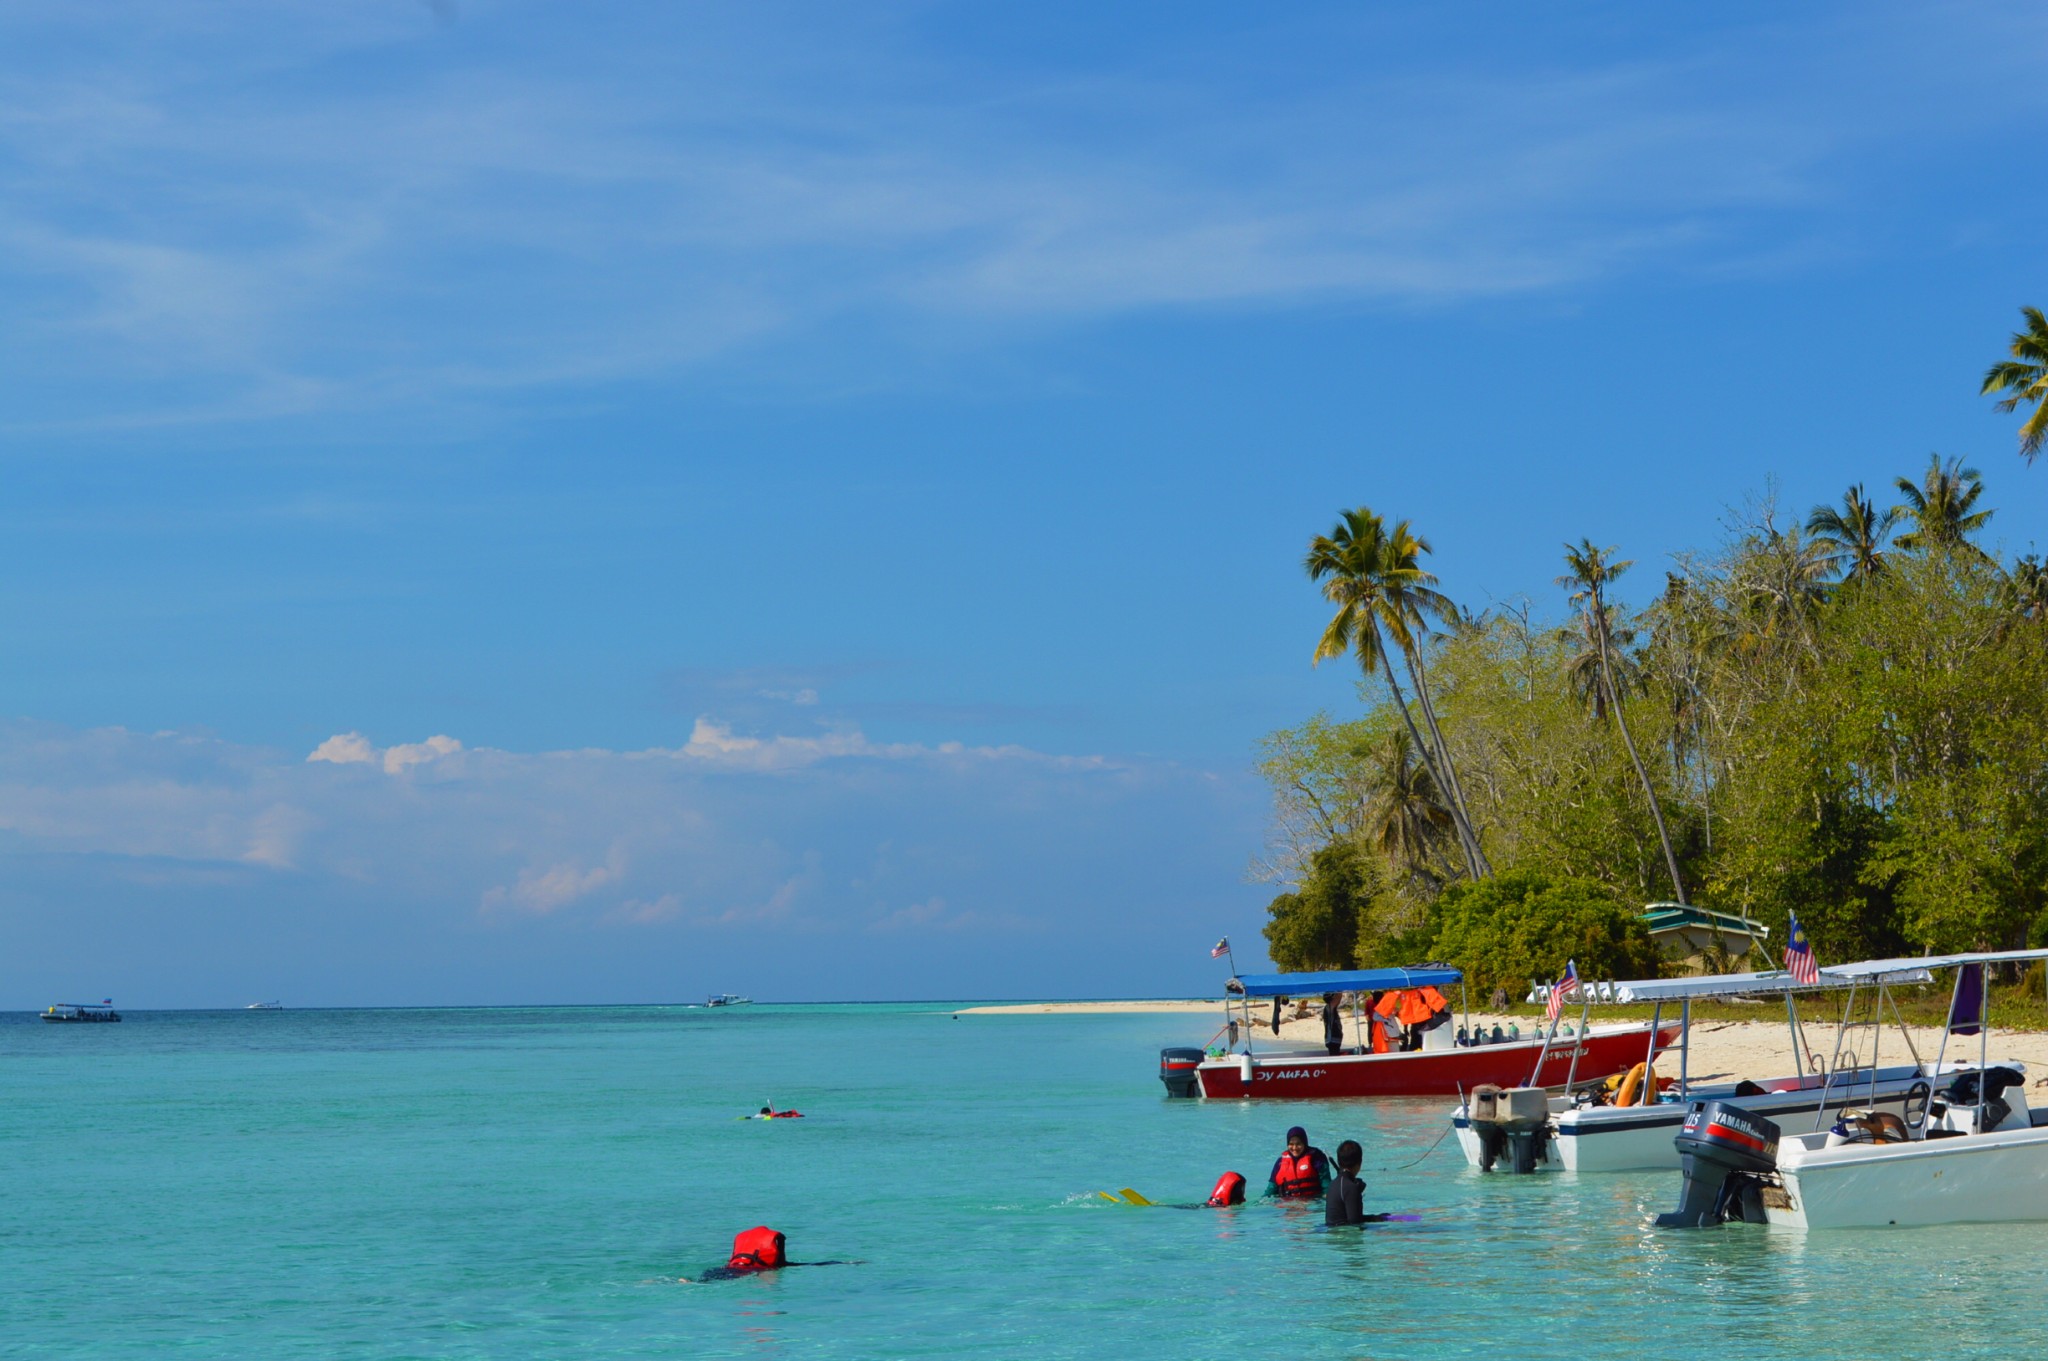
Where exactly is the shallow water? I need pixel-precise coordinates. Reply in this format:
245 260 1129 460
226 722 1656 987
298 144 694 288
3 1004 2042 1359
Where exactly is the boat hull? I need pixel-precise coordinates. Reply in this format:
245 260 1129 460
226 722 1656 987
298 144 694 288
1454 1064 1940 1173
1193 1024 1678 1099
1768 1121 2048 1229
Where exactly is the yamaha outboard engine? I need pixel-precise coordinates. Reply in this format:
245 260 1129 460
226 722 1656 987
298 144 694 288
1466 1085 1551 1173
1159 1047 1205 1099
1656 1100 1781 1228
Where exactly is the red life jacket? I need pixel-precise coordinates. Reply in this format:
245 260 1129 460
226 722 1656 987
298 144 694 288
1271 1150 1324 1197
727 1226 787 1271
1206 1171 1247 1206
768 1110 804 1119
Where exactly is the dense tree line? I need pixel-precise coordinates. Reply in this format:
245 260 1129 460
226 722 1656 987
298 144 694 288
1260 311 2048 986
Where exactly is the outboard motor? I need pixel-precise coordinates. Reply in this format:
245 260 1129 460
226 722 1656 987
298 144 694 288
1656 1100 1781 1228
1466 1085 1550 1173
1159 1047 1205 1099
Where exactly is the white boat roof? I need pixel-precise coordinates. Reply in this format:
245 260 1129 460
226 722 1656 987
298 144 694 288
1820 948 2048 979
1612 966 1927 1002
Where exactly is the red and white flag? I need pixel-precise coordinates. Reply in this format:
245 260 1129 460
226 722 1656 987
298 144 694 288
1546 960 1579 1023
1210 937 1231 959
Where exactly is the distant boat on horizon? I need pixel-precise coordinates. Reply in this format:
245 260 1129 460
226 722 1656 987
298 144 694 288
44 1001 121 1023
245 1001 284 1011
703 994 752 1008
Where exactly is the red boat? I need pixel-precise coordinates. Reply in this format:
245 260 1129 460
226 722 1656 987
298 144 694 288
1159 966 1679 1100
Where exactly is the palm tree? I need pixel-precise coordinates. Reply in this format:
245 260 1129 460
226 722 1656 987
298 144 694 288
1564 611 1640 720
1374 518 1490 877
1982 306 2048 461
1559 539 1686 904
1361 728 1454 889
2007 555 2048 626
1894 455 1992 556
1806 485 1900 581
1307 509 1490 876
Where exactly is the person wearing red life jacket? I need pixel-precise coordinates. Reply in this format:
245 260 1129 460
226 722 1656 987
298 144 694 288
1205 1171 1247 1206
1265 1126 1330 1199
682 1227 852 1283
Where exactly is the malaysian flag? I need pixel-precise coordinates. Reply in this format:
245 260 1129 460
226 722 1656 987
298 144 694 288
1546 960 1579 1022
1784 914 1819 985
1210 937 1231 959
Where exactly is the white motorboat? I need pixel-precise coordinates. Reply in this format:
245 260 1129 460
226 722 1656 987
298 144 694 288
1653 948 2048 1230
704 994 752 1008
1454 965 1940 1173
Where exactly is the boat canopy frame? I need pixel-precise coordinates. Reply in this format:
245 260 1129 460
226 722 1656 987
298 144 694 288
1219 966 1467 1059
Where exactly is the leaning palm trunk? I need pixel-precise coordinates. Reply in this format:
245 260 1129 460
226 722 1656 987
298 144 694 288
1377 651 1481 877
1595 610 1685 903
1403 643 1491 877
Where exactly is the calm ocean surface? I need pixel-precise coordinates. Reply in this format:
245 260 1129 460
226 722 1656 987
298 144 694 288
4 1003 2043 1359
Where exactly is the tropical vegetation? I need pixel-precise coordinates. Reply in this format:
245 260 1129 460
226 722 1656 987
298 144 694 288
1261 323 2048 991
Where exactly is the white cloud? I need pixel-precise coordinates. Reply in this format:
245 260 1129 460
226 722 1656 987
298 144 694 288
381 734 462 774
867 896 1030 935
482 853 621 918
306 731 463 774
307 732 375 765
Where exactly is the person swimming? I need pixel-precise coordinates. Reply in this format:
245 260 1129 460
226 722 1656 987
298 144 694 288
1266 1126 1330 1199
681 1226 851 1282
751 1103 804 1119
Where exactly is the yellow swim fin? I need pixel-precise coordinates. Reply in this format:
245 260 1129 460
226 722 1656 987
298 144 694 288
1119 1188 1153 1206
1097 1191 1123 1204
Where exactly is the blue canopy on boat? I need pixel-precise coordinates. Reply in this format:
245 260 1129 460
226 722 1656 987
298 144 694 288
1226 967 1461 998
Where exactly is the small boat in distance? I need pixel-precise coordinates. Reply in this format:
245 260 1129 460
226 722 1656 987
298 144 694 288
43 1001 121 1023
704 994 752 1008
246 1001 284 1010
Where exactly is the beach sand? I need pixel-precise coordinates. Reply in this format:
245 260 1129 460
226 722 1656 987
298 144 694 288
956 999 2048 1083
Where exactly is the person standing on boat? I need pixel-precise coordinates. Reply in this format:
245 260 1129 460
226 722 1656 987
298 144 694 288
1266 1126 1331 1199
1322 993 1346 1056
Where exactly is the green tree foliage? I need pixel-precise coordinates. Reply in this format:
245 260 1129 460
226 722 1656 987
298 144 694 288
1424 871 1665 999
1261 840 1384 972
1263 470 2048 973
1982 306 2048 461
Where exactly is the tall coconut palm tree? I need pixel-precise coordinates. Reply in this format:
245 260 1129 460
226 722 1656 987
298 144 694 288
1361 728 1454 890
1564 610 1640 721
1894 455 1993 556
1374 518 1489 877
1559 539 1686 904
1982 306 2048 461
1806 485 1900 581
1307 509 1490 876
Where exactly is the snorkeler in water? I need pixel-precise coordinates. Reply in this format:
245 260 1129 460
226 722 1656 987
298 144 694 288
680 1227 853 1283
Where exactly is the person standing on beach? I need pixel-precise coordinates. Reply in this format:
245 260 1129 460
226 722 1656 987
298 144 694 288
1325 1140 1366 1226
1266 1126 1330 1199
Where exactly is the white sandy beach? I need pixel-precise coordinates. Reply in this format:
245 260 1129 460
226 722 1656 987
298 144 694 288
957 1000 2048 1085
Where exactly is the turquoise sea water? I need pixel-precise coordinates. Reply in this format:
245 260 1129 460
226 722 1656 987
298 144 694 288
5 1003 2045 1359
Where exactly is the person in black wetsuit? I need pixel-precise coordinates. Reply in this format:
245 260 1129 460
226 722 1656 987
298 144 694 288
1322 993 1346 1056
1325 1139 1366 1226
1267 1126 1330 1199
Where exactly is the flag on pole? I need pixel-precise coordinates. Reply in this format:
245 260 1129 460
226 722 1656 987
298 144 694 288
1784 914 1819 985
1210 937 1231 959
1546 961 1579 1022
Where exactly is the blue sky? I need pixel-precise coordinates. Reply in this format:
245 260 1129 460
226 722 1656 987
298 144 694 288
2 2 2044 1005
